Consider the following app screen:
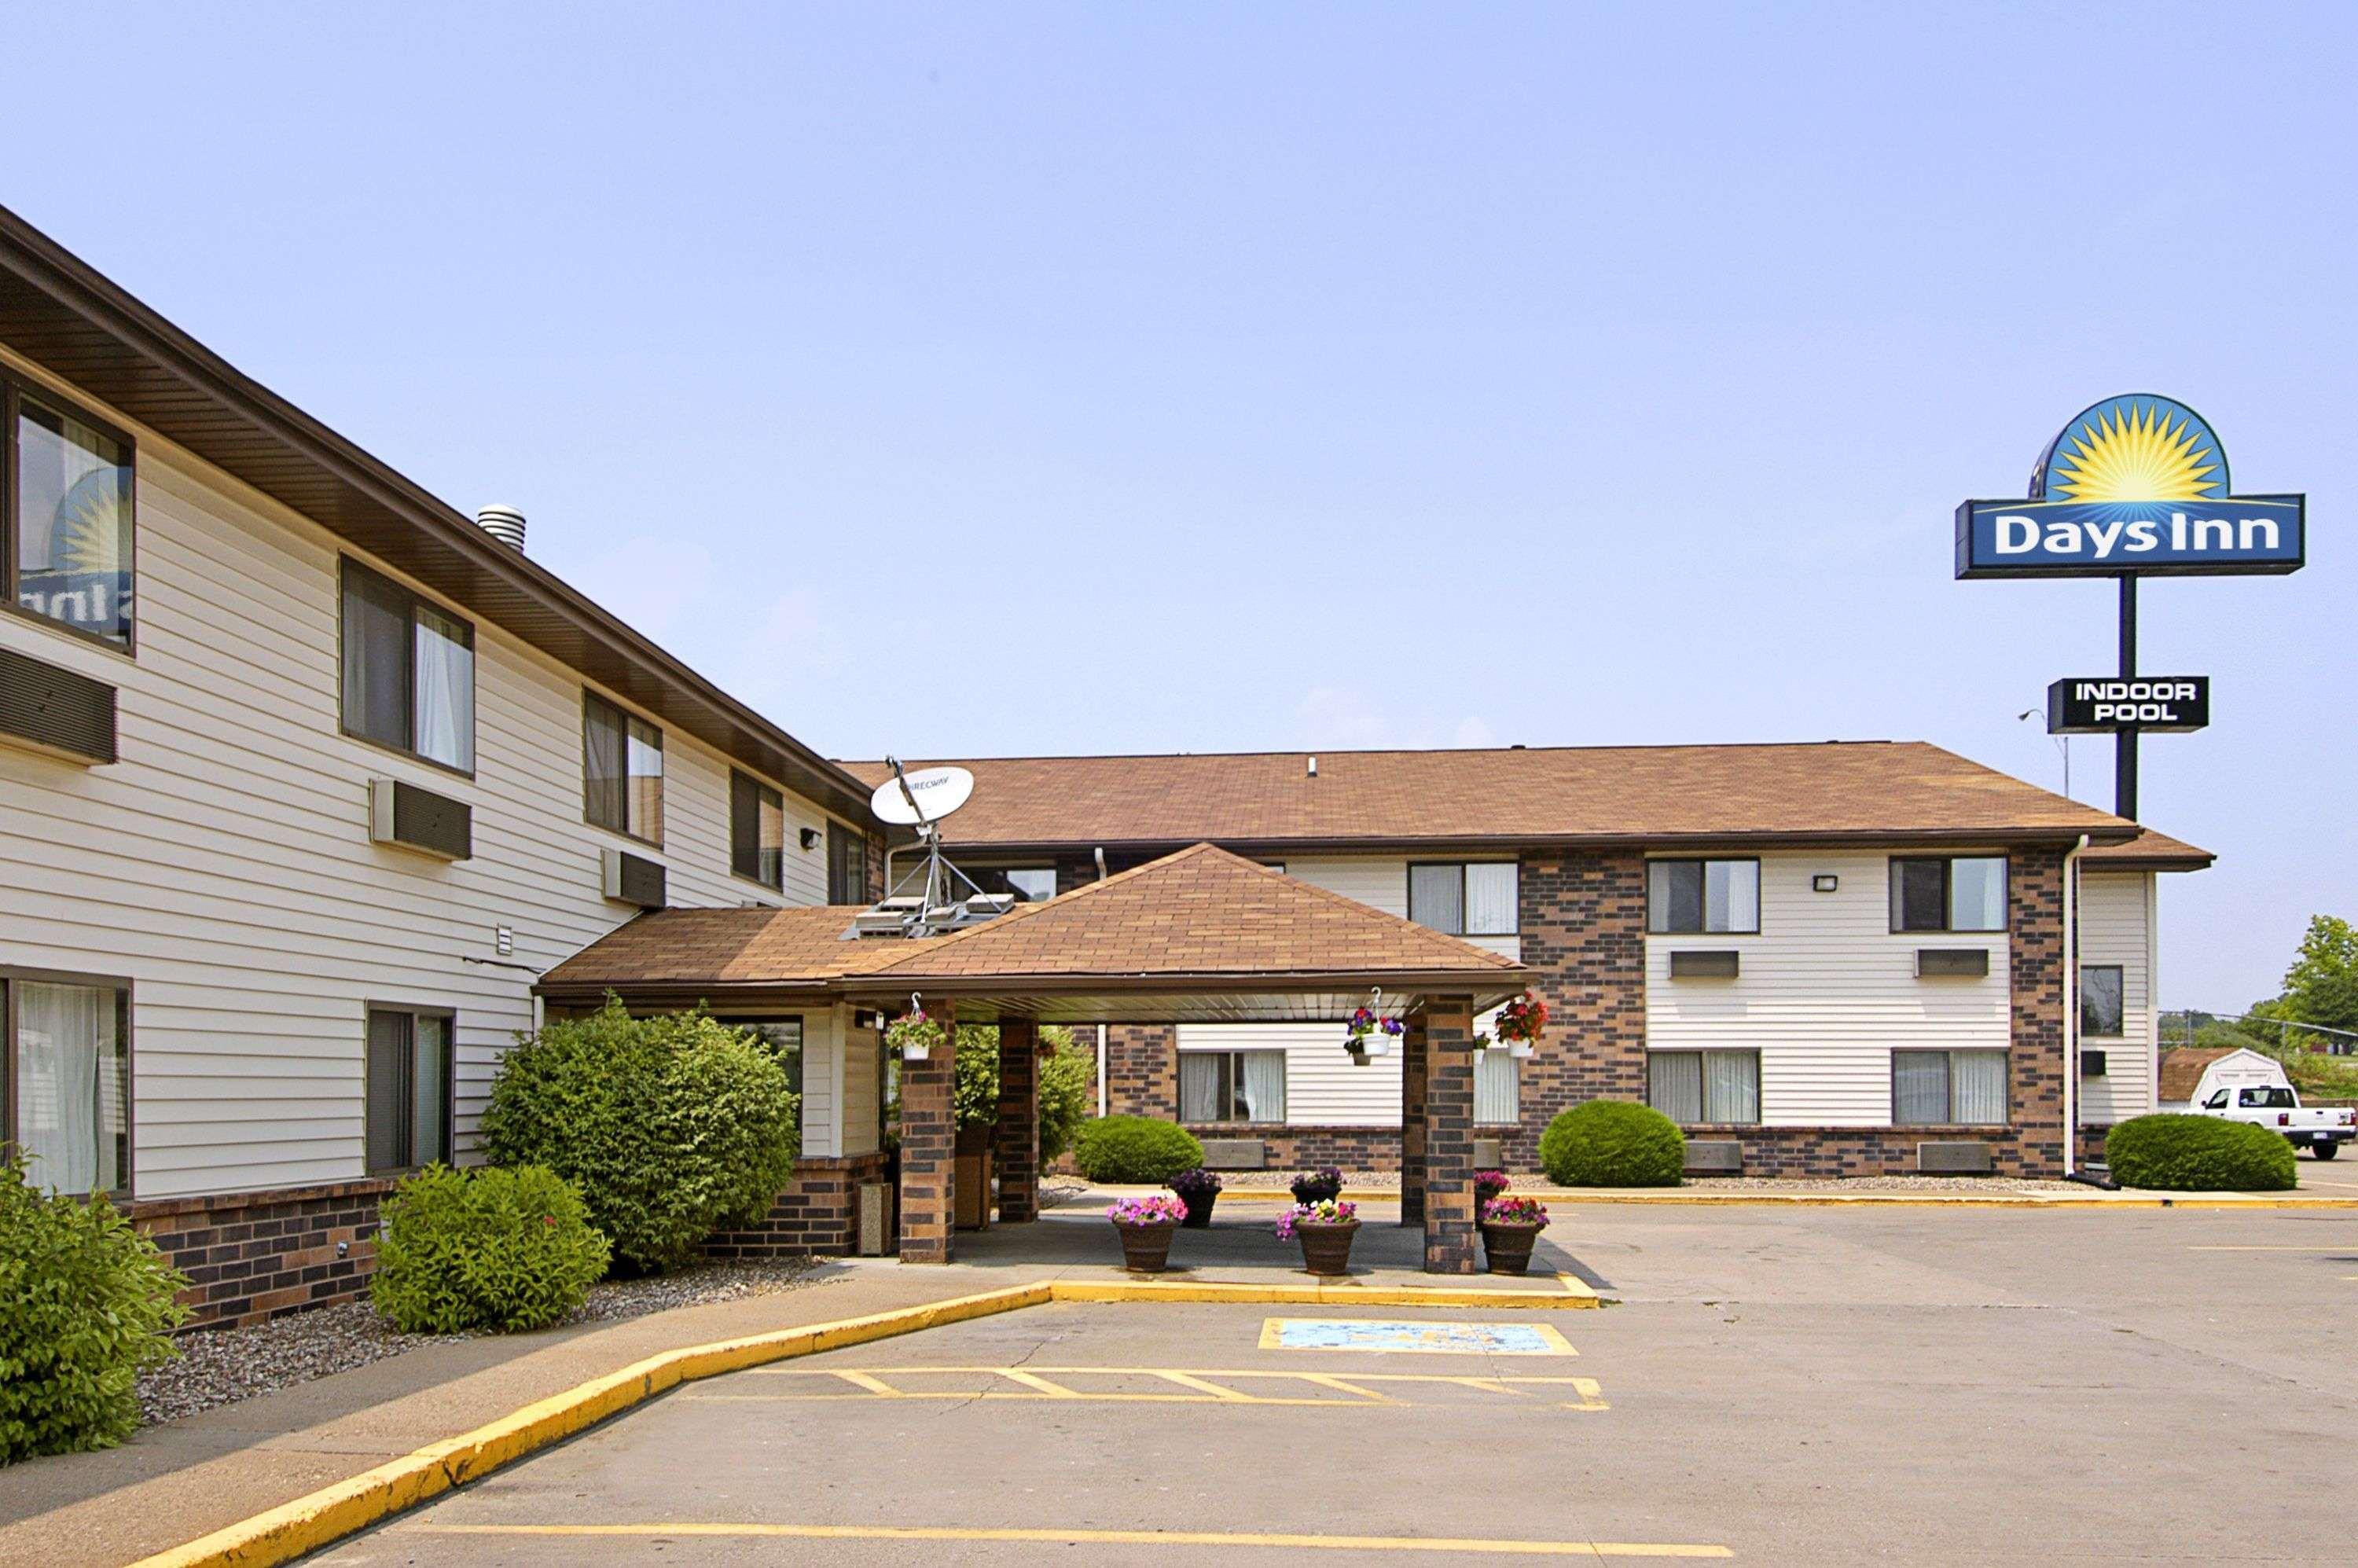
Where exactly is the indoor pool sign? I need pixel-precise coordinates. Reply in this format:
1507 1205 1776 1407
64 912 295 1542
1956 395 2305 578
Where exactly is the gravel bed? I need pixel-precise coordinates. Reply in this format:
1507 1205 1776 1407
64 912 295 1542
138 1255 823 1427
1056 1170 2082 1196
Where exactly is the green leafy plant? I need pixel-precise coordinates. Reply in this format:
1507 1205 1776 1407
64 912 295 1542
0 1155 189 1464
370 1165 610 1334
1037 1035 1092 1162
1538 1100 1685 1188
1073 1115 1205 1184
2106 1114 2297 1192
481 998 800 1274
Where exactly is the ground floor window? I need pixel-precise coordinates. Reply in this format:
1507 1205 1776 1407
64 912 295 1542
738 1017 805 1095
1647 1049 1760 1125
366 1008 454 1173
1475 1048 1519 1123
4 974 130 1195
1891 1048 2007 1126
1180 1049 1285 1123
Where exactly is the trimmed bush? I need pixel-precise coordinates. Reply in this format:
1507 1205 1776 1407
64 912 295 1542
1538 1100 1685 1188
481 999 800 1274
2106 1114 2297 1192
0 1155 189 1464
1074 1116 1205 1184
370 1165 611 1334
1038 1036 1092 1163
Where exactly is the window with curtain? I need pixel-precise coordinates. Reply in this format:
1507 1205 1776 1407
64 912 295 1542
1409 863 1519 936
340 560 475 769
1890 857 2007 933
365 1008 453 1173
1646 1050 1760 1125
2080 965 2125 1037
584 693 663 842
6 977 130 1195
1178 1051 1286 1123
731 772 785 889
1647 860 1761 934
1890 1048 2007 1125
8 384 136 647
828 822 869 904
1475 1049 1519 1124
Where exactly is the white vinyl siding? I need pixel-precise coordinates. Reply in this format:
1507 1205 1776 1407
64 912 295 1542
2076 871 2156 1125
0 347 854 1199
1645 851 2011 1126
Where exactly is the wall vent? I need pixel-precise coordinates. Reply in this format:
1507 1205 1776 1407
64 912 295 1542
1684 1139 1744 1173
1669 949 1741 979
476 505 527 552
602 847 667 908
369 777 472 859
0 644 116 764
1915 948 1990 979
1917 1141 1994 1175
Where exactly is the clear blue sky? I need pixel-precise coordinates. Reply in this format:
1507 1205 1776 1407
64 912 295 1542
9 3 2349 1011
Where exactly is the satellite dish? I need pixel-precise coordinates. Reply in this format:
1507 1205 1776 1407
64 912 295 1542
869 765 975 827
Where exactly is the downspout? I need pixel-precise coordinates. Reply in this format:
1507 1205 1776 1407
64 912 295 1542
1095 847 1111 1117
2061 834 2088 1178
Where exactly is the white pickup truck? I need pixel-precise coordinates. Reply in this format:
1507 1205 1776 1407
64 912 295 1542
2194 1081 2356 1159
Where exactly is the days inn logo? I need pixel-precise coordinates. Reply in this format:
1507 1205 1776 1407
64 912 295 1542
1956 394 2305 578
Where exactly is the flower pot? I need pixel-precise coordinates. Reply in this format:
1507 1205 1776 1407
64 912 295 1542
1345 1045 1368 1067
1292 1218 1361 1276
1478 1219 1544 1276
901 1042 931 1061
1360 1034 1392 1057
1475 1181 1508 1213
1115 1219 1178 1272
1507 1039 1534 1059
1177 1192 1218 1228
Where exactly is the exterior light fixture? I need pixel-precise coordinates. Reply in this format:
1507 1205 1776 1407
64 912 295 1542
1812 874 1838 893
799 827 821 850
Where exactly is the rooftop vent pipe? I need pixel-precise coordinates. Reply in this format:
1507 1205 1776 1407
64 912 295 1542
476 505 527 553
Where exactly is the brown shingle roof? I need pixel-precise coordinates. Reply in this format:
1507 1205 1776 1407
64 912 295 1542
2158 1047 2237 1103
842 742 2184 855
539 905 881 994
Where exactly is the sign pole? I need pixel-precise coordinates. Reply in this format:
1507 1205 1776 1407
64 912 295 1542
2114 575 2138 820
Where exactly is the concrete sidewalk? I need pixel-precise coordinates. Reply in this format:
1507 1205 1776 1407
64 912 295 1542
1068 1178 2358 1207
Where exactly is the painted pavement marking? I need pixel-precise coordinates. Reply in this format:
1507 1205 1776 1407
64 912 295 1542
399 1523 1724 1557
689 1364 1608 1409
1260 1317 1578 1355
2186 1245 2358 1252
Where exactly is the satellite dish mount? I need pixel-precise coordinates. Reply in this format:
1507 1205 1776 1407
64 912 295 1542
854 760 1007 938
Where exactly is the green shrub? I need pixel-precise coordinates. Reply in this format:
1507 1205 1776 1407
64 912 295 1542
1038 1034 1092 1163
0 1155 189 1464
1074 1116 1205 1184
1538 1100 1684 1188
481 999 801 1273
2106 1114 2297 1192
370 1165 610 1334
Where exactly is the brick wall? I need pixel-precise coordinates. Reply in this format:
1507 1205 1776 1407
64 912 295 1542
1105 1023 1178 1118
2007 846 2070 1177
130 1180 387 1329
703 1151 893 1258
1184 1124 1403 1173
1675 1124 2065 1178
1506 849 1647 1167
898 1025 958 1262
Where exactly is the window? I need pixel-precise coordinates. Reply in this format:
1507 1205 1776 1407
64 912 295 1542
340 560 475 770
365 1008 453 1173
1890 856 2007 933
1647 1050 1761 1125
2080 965 2125 1037
2202 1087 2229 1110
731 773 785 890
828 822 869 904
3 974 130 1195
1475 1049 1519 1124
1409 862 1519 936
974 866 1058 903
2238 1085 2296 1110
5 381 134 648
583 692 663 842
1647 860 1761 935
1179 1050 1286 1122
1891 1048 2007 1126
739 1018 803 1096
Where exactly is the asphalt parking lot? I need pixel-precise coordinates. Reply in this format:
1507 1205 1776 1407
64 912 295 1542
320 1205 2358 1565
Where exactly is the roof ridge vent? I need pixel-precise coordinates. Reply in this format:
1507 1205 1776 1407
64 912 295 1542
476 505 527 552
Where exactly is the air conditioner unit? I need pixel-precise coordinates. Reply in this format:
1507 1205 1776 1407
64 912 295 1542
601 847 666 908
369 777 472 860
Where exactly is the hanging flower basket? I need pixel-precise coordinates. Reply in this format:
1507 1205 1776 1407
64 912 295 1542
1342 1007 1405 1063
1107 1195 1186 1272
887 1008 945 1062
1277 1199 1360 1276
1493 990 1548 1061
1508 1040 1535 1059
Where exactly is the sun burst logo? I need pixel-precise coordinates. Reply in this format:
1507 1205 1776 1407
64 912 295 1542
2047 401 2221 504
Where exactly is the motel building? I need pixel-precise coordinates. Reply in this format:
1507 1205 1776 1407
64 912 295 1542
0 205 2211 1313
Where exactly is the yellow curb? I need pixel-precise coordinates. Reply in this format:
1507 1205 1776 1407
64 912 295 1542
130 1284 1051 1568
1122 1188 2358 1209
1046 1278 1600 1309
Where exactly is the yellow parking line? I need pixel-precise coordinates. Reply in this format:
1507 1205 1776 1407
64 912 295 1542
995 1370 1083 1397
403 1522 1730 1557
828 1370 901 1397
690 1365 1612 1409
2187 1245 2358 1252
1297 1372 1397 1401
1149 1370 1254 1401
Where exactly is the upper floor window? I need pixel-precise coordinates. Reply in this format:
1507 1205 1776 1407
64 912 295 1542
2081 965 2125 1037
3 972 131 1196
1647 859 1761 934
340 559 474 771
1890 856 2007 934
827 821 869 904
975 866 1058 903
1409 862 1519 936
731 772 785 890
583 692 663 843
6 381 135 648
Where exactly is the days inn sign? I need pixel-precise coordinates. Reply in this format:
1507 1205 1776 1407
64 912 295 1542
1955 394 2305 578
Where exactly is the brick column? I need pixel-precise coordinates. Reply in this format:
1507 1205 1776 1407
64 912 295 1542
1512 850 1647 1169
994 1017 1041 1223
1399 1009 1428 1225
1105 1024 1179 1118
1421 994 1478 1274
2009 847 2070 1178
898 1011 957 1263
